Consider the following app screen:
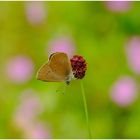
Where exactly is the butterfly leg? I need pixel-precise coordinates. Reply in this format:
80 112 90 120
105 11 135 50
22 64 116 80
56 83 66 94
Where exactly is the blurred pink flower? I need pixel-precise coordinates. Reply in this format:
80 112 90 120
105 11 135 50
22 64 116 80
125 37 140 75
105 1 131 13
6 55 34 84
25 2 46 25
25 123 50 139
14 89 43 129
47 36 76 58
110 76 138 107
13 89 50 138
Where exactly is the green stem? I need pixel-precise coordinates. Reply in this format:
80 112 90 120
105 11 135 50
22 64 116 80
80 80 92 139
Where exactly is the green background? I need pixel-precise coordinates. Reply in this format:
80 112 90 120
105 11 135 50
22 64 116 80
0 1 140 139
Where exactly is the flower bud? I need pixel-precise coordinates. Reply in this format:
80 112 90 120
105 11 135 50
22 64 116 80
70 55 87 79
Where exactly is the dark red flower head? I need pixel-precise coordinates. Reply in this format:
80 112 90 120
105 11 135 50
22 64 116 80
70 55 87 79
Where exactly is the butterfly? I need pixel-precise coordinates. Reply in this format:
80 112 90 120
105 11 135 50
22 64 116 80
36 52 73 85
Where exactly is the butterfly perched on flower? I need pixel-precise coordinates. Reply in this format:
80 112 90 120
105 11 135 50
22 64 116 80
36 52 87 85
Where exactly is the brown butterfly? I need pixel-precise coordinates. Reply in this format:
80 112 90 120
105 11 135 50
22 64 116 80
36 52 73 85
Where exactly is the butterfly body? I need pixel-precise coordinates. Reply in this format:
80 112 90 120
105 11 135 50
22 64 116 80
37 52 72 85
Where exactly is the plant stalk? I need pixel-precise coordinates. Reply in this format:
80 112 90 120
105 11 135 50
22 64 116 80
80 80 92 139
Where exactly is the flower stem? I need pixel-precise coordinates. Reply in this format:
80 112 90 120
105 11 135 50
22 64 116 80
80 80 92 139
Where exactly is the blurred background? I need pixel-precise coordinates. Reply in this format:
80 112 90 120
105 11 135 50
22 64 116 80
0 1 140 138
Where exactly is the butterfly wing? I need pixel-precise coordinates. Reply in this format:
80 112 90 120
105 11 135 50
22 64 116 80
36 52 71 82
49 52 72 80
36 62 61 82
